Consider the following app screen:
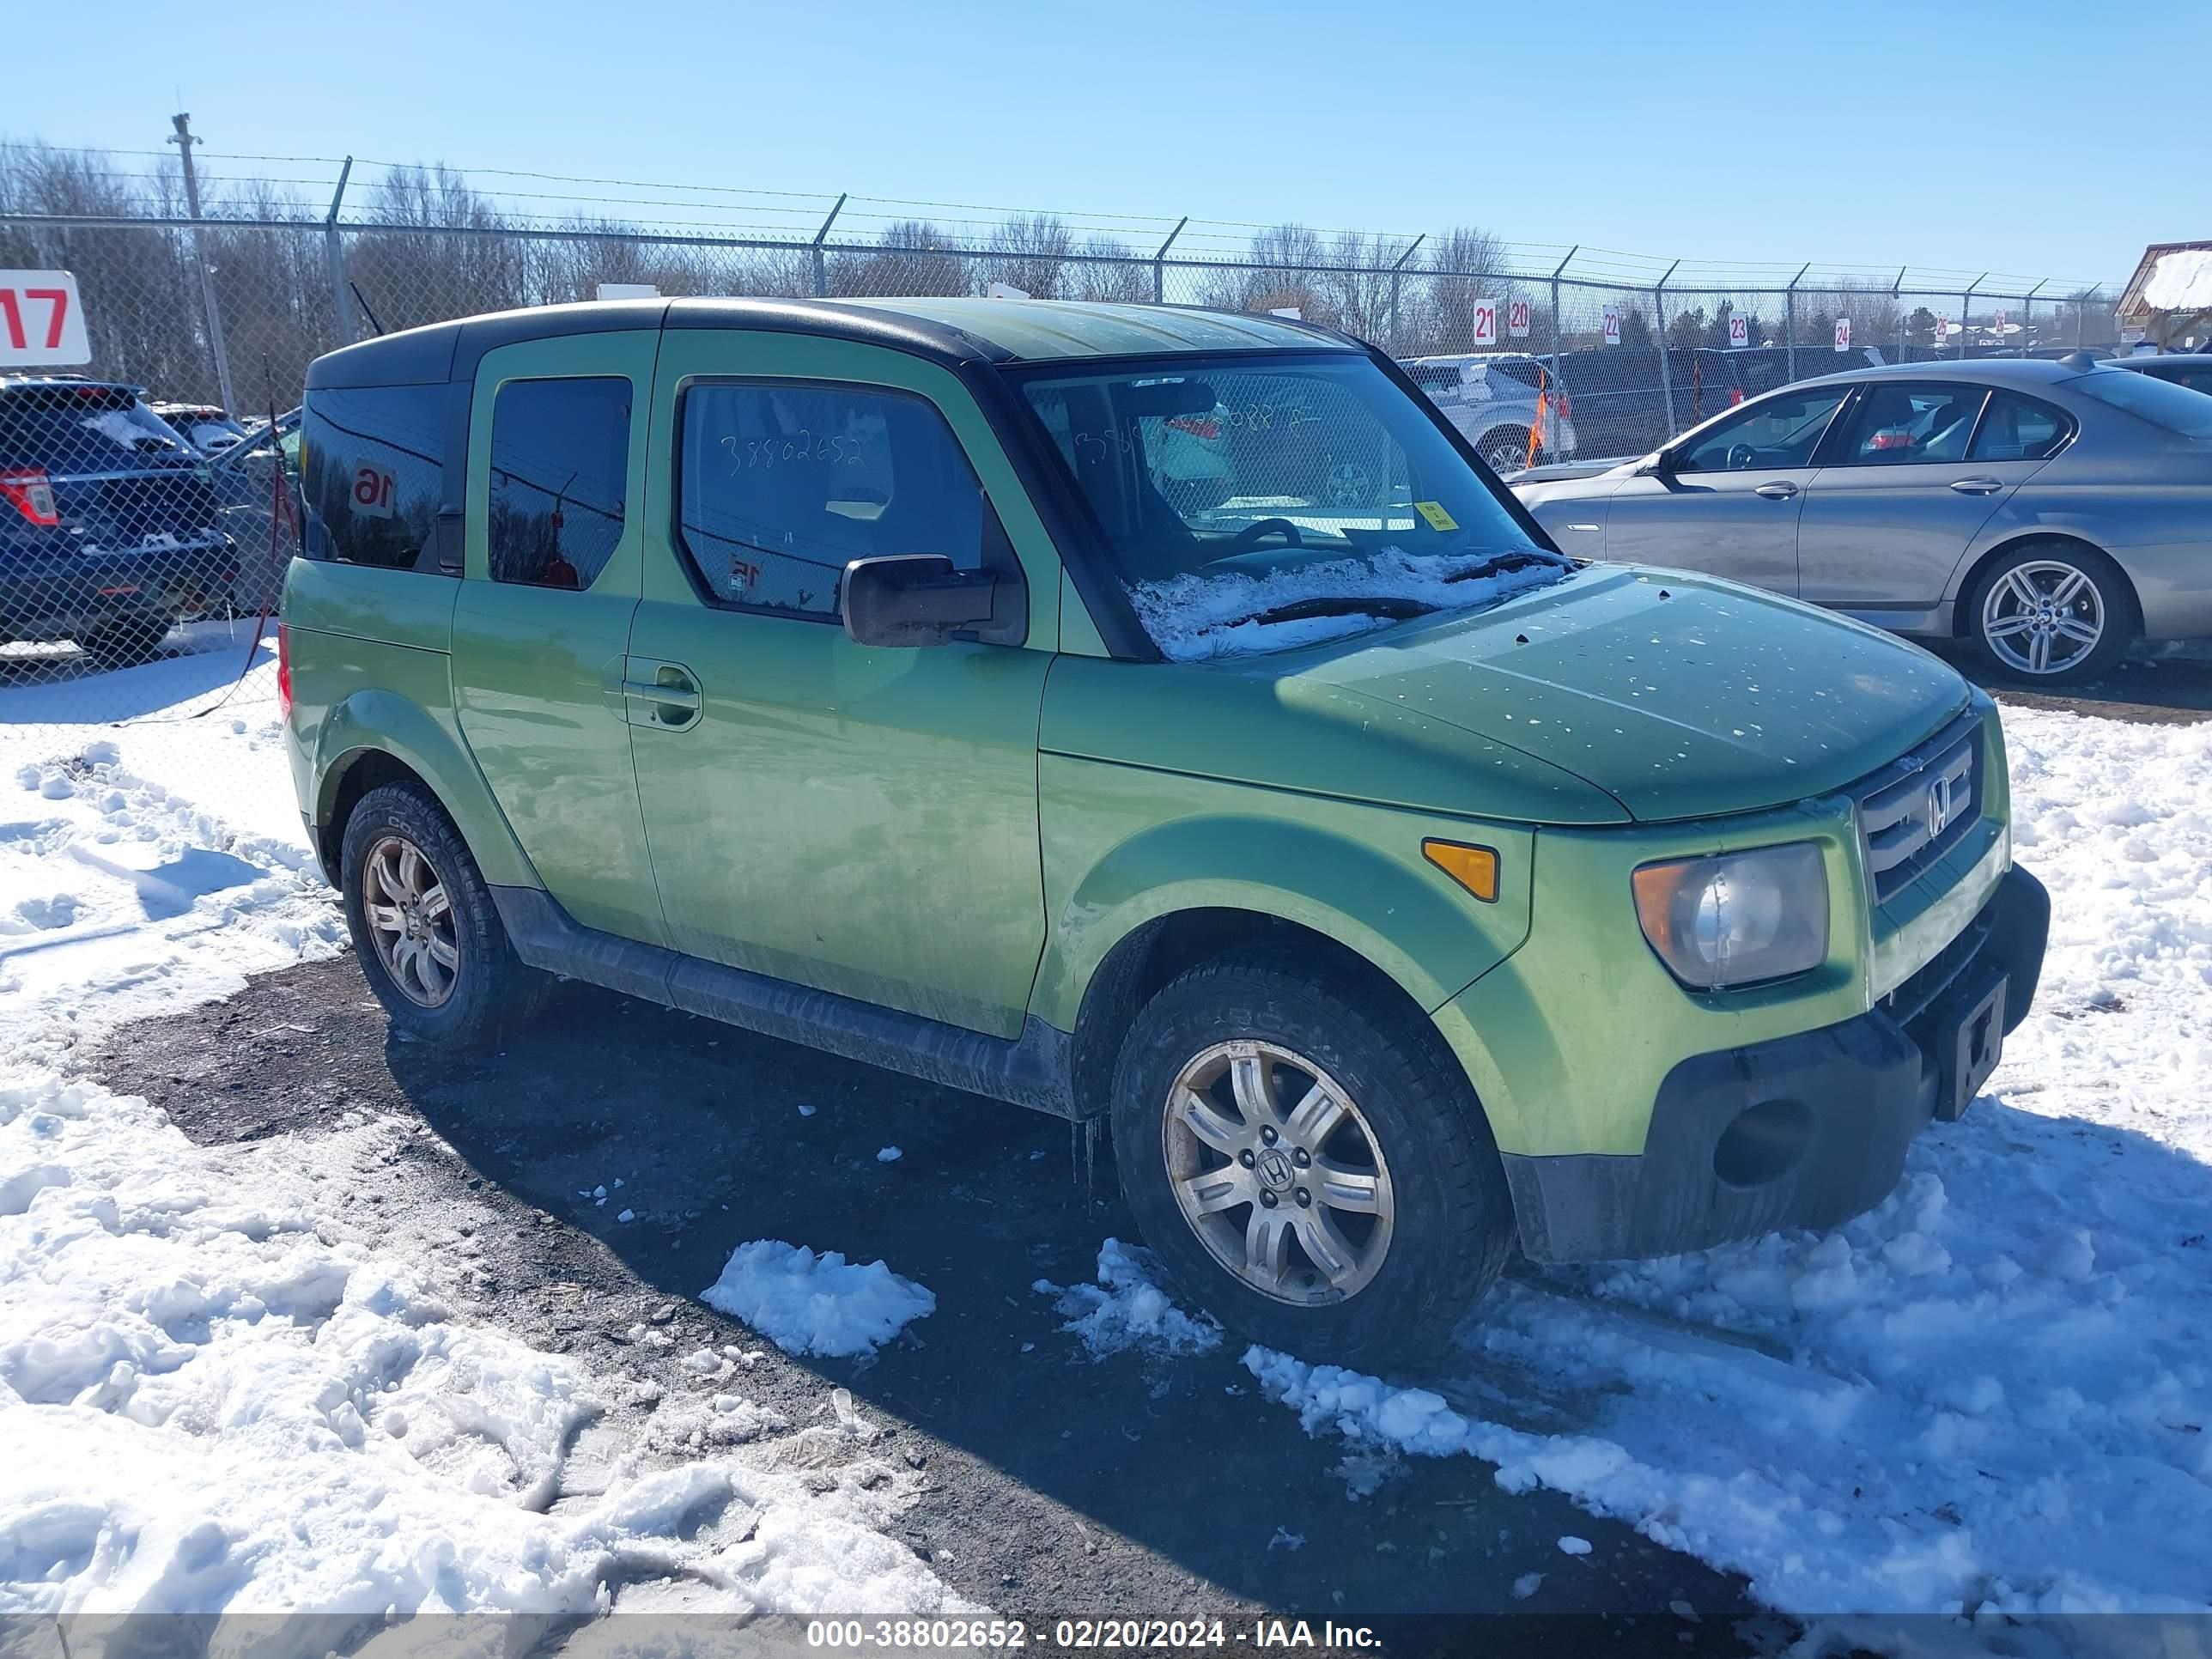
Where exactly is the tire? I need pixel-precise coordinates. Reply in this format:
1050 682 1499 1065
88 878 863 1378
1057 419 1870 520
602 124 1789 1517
1967 540 2136 685
339 780 550 1048
1109 946 1516 1367
1478 427 1533 474
80 616 173 669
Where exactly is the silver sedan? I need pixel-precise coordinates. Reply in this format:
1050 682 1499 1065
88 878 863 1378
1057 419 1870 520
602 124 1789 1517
1512 356 2212 684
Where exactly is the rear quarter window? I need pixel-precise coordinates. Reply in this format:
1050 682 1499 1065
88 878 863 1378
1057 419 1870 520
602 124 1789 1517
301 385 448 570
2071 368 2212 441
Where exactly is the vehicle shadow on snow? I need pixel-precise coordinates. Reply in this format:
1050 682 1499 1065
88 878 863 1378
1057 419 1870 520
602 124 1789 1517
351 972 1771 1628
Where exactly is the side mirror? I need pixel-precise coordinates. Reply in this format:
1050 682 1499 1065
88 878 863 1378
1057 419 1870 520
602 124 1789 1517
842 554 999 648
1637 450 1674 477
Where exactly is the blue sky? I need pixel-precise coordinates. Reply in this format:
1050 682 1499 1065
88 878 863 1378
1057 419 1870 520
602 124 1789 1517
9 0 2202 288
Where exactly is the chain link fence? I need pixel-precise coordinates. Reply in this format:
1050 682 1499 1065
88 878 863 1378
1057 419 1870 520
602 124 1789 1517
0 137 2126 820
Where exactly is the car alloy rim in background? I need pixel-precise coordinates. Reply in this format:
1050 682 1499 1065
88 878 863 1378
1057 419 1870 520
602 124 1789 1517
362 834 460 1007
1161 1038 1395 1306
1982 560 2105 678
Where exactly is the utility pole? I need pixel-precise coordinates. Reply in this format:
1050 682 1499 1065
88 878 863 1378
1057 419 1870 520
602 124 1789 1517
169 112 237 414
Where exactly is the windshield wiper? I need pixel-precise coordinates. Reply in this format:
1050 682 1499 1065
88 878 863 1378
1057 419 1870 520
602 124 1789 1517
1231 594 1440 630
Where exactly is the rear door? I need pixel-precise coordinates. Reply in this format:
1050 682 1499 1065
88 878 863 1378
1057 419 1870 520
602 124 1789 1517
447 329 669 944
1600 382 1850 593
1797 384 2066 617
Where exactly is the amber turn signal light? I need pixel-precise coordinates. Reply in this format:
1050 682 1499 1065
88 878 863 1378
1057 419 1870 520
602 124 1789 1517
1422 839 1499 903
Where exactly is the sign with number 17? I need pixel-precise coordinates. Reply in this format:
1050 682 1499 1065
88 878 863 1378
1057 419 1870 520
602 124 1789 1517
0 270 89 368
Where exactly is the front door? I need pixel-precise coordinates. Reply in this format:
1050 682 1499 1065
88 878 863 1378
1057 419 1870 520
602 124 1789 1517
1600 383 1851 595
626 333 1057 1039
1798 385 2066 617
447 331 668 944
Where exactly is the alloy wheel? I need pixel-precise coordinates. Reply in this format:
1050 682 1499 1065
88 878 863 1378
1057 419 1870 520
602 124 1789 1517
1161 1039 1395 1306
362 834 459 1007
1981 560 2105 678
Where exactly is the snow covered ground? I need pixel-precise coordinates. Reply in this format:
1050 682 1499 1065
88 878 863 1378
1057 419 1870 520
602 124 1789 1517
0 642 969 1630
3 630 2209 1638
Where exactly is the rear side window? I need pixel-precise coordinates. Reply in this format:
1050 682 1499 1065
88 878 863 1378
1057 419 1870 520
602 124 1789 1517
301 385 447 570
489 378 631 590
0 385 194 471
2069 368 2212 440
1969 392 2072 462
677 381 986 619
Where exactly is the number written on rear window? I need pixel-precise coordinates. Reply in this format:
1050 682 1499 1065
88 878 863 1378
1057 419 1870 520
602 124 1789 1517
300 385 447 570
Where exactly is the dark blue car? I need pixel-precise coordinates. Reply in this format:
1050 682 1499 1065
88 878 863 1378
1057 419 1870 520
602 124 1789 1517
0 375 237 665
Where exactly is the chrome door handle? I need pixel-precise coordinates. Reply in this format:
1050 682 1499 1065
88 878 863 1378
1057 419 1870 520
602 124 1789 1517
1753 480 1799 500
1949 477 2003 495
620 660 702 728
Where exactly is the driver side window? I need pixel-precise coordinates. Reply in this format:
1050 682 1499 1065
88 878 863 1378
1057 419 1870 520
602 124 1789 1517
1674 387 1849 474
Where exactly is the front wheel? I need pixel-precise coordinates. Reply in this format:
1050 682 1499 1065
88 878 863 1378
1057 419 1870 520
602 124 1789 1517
1478 428 1534 475
340 781 550 1047
1968 542 2135 684
1109 947 1516 1366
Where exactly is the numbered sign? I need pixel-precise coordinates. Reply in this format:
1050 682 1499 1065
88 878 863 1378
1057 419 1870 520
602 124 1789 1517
1833 317 1852 353
351 464 398 520
1470 301 1497 347
1507 298 1531 339
1936 316 1951 344
1728 313 1749 348
1601 306 1621 346
987 281 1030 301
0 270 90 367
1994 309 2007 337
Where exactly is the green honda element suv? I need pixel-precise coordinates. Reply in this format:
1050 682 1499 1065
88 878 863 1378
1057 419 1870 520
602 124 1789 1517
282 297 2048 1363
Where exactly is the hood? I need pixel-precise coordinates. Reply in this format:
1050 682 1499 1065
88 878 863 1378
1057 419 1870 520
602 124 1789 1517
1511 458 1641 501
1292 563 1970 822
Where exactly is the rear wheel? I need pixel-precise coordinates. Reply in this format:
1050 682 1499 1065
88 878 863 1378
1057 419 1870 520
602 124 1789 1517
80 616 173 669
340 781 550 1047
1968 541 2135 685
1109 947 1516 1366
1478 427 1534 474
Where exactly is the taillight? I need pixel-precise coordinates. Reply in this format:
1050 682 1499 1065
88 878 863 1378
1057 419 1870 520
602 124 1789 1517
1165 416 1221 441
1729 388 1745 406
0 468 60 526
276 623 293 719
1554 391 1573 422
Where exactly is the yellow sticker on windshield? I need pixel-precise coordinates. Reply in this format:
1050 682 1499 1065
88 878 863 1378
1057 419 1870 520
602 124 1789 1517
1413 501 1459 532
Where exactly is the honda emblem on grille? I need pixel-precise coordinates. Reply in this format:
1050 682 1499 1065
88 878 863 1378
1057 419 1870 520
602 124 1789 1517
1926 774 1956 837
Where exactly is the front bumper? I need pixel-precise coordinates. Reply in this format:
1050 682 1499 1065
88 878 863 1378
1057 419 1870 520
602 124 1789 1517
1501 865 2049 1263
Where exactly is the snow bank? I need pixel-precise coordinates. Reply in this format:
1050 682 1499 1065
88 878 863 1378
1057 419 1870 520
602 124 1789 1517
0 683 965 1628
1130 546 1570 662
701 1243 935 1358
1035 1238 1223 1360
1244 706 2212 1620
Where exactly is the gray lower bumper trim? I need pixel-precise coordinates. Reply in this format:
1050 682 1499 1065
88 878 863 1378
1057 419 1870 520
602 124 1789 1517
487 884 1080 1119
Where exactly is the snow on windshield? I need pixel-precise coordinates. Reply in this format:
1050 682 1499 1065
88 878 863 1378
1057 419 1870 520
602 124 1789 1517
1131 545 1573 663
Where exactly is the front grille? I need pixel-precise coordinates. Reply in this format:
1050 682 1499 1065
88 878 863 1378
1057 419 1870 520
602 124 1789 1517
1850 711 1983 905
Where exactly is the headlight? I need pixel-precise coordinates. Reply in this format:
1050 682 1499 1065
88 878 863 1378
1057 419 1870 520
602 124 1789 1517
1632 842 1827 991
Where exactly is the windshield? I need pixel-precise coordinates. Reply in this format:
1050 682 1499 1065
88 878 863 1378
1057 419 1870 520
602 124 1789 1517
2071 366 2212 440
1011 351 1568 659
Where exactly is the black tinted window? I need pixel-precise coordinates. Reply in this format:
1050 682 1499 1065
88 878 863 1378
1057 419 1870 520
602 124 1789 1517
678 382 985 618
489 378 631 590
1969 393 2072 462
301 385 447 570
